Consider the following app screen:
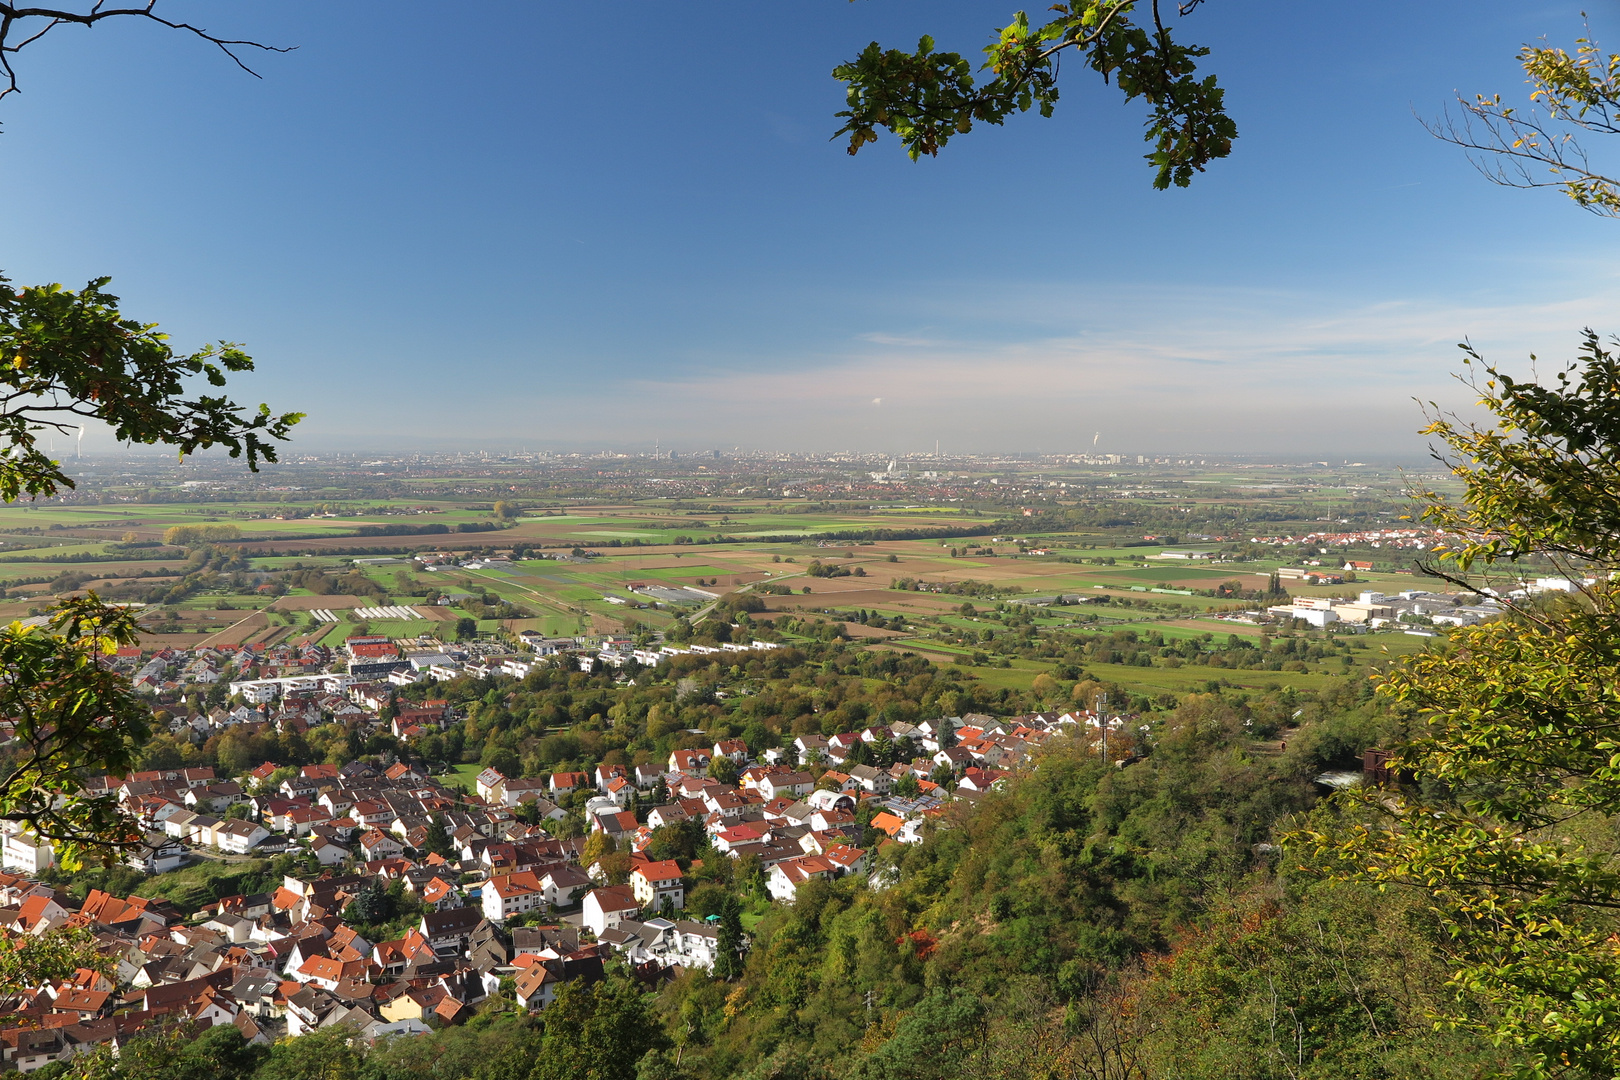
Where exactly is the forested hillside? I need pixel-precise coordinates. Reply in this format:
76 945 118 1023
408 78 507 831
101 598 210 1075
39 670 1516 1080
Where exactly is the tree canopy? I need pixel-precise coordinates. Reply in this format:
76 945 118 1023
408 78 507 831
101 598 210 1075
0 594 153 865
1293 298 1620 1074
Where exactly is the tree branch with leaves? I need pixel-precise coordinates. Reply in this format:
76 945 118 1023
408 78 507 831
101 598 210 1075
0 276 299 862
0 593 154 867
1291 332 1620 1076
832 0 1235 189
0 274 303 501
1426 28 1620 216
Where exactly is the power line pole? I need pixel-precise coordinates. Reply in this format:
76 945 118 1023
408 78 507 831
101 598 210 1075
1095 693 1108 767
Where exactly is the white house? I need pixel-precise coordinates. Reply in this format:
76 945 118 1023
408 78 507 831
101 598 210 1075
482 873 544 923
630 860 685 912
215 819 271 855
538 866 591 908
767 854 837 902
666 920 721 971
126 834 187 875
845 763 892 795
583 885 641 936
513 961 559 1011
757 771 815 801
359 829 405 861
713 739 749 764
309 836 352 866
1 826 54 874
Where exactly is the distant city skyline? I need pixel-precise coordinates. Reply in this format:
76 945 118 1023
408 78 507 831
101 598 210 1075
1 1 1613 456
59 447 1439 471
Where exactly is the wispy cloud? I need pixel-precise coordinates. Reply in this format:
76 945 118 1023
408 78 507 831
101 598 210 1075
856 332 946 348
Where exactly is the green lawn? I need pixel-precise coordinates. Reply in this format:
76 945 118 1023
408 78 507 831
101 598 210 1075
582 564 734 582
1102 565 1254 581
1059 620 1234 641
134 857 274 914
353 618 439 639
449 762 485 788
317 621 359 647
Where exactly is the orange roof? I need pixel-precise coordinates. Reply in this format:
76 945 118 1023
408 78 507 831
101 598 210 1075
16 895 58 929
869 812 905 836
349 643 399 658
422 877 457 903
299 955 367 981
822 844 863 868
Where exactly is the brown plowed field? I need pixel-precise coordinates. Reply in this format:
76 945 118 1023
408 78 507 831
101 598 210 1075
136 632 216 649
1157 572 1269 588
270 595 367 610
759 589 961 615
198 611 270 647
829 622 908 639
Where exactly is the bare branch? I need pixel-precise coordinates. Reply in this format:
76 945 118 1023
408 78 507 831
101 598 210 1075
0 3 294 106
1422 102 1620 216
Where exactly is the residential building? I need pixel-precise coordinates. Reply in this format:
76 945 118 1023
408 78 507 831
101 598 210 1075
629 860 684 912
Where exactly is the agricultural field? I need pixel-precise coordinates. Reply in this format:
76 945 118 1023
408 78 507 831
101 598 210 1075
0 454 1469 694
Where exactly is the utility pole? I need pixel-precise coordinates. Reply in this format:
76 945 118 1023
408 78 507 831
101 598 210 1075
1095 693 1108 767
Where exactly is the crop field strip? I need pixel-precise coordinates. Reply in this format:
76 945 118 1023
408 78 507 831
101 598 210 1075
0 467 1448 693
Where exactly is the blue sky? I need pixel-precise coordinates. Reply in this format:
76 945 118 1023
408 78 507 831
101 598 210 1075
1 1 1617 457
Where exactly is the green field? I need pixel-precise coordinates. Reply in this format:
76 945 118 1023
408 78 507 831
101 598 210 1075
0 468 1470 678
1104 565 1257 581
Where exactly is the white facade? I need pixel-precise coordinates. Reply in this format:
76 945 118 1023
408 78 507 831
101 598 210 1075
583 888 640 936
1 826 55 874
630 864 685 911
228 674 356 702
217 821 271 854
482 879 542 923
